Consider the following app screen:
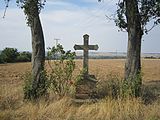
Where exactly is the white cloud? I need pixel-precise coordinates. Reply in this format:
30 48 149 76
0 0 159 53
46 0 78 8
40 5 128 52
0 8 31 51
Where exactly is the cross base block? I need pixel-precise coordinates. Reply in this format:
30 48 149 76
75 74 98 100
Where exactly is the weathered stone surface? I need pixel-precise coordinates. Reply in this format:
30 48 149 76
75 75 98 99
74 34 98 76
74 34 98 101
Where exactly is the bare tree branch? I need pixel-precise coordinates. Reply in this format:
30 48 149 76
3 0 9 18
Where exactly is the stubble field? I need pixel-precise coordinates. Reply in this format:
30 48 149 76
0 59 160 120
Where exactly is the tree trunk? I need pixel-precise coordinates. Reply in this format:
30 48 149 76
124 0 143 96
30 14 46 99
24 2 46 100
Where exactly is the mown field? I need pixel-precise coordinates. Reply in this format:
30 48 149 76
0 59 160 120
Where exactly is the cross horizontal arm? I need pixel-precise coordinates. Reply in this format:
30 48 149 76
88 45 99 50
74 45 99 50
74 45 84 50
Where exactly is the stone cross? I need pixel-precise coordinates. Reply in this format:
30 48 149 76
74 34 98 76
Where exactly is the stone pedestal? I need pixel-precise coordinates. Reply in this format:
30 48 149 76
75 75 97 100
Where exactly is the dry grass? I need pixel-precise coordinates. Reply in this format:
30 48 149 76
0 96 160 120
0 59 160 120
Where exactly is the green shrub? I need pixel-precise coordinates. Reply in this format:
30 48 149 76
22 71 49 101
96 73 122 99
47 44 76 97
17 52 31 62
1 47 19 63
96 72 143 99
22 72 33 100
122 73 142 97
0 48 31 63
0 54 4 64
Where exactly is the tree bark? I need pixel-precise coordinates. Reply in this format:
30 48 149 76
30 14 46 99
124 0 143 96
23 2 46 100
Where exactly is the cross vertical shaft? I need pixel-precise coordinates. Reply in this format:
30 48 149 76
83 34 89 76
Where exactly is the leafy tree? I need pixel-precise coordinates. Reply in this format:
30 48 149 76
1 47 19 63
0 54 4 64
4 0 46 100
0 47 32 63
17 51 31 62
99 0 160 96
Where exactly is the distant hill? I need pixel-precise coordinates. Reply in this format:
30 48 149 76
75 52 160 59
1 50 157 59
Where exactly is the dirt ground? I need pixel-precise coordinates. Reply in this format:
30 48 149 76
0 59 160 84
0 59 160 120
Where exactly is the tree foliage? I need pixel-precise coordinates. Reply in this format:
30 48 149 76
98 0 160 33
16 0 46 25
0 47 31 63
1 47 19 63
115 0 160 33
4 0 46 25
17 51 31 62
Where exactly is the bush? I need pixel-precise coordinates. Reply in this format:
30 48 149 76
122 73 142 97
96 72 143 99
22 71 49 101
1 47 19 63
96 73 122 99
17 52 31 62
0 54 4 64
22 44 76 100
47 44 76 97
0 48 32 63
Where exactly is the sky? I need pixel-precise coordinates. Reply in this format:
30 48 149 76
0 0 160 53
